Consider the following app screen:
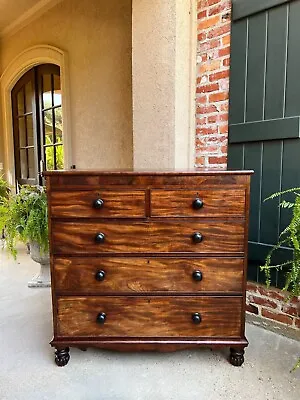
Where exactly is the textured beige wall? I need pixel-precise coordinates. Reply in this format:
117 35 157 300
132 0 176 169
132 0 196 169
0 0 133 170
0 0 46 33
175 0 196 169
0 100 4 173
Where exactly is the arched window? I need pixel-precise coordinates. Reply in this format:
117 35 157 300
11 64 63 186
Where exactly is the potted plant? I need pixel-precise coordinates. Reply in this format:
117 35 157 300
260 187 300 371
0 184 50 288
0 175 10 239
0 175 10 200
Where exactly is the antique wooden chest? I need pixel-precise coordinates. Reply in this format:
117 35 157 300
44 169 252 367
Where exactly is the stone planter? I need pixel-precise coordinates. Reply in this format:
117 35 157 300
28 241 51 288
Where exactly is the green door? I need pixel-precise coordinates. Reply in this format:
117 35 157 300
228 0 300 287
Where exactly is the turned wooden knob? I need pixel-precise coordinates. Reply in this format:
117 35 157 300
192 232 203 244
193 198 204 210
96 312 106 324
192 271 203 282
95 270 106 281
93 199 104 209
191 313 202 325
95 233 105 243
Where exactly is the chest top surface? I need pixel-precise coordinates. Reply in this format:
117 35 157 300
44 169 253 190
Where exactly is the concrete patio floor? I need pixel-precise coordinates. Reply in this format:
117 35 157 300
0 244 299 400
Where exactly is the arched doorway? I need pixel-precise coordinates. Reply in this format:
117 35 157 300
11 64 63 186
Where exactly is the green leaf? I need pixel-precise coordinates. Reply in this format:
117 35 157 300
261 187 300 297
0 183 49 258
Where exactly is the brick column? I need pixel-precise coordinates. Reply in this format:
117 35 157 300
195 0 231 168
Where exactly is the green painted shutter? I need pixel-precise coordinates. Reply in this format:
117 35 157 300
228 0 300 287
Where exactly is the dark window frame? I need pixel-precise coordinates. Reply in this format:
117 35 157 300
11 64 62 187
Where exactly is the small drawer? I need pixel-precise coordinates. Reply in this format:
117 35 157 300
53 257 244 294
151 189 246 217
52 219 245 255
49 190 146 218
57 296 243 338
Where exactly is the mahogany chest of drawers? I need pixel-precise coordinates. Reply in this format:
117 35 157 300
44 169 252 367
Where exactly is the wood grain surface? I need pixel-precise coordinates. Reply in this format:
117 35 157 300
50 338 249 353
53 257 244 294
151 189 246 217
52 220 245 255
57 296 243 338
50 190 146 218
47 173 250 190
46 170 252 358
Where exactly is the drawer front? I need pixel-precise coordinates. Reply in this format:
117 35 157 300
151 189 245 217
57 296 243 338
52 220 245 255
50 190 146 218
54 257 244 293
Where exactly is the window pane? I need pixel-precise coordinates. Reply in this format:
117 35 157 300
55 145 64 170
43 109 53 144
26 115 34 146
17 90 25 115
20 149 27 179
28 148 35 178
25 81 33 113
54 107 63 143
53 74 61 106
45 146 54 170
18 117 26 148
42 74 52 109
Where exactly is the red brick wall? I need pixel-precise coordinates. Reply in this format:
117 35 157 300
247 282 300 330
196 0 300 332
196 0 231 168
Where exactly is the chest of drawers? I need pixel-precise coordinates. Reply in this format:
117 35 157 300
45 169 252 367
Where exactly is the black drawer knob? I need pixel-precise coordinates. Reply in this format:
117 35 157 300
95 232 106 243
193 198 204 210
93 198 104 209
95 270 106 281
192 313 202 325
96 312 106 324
192 270 203 282
192 232 203 244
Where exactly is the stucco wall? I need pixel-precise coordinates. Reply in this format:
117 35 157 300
132 0 196 169
0 98 4 173
0 0 133 170
132 0 176 169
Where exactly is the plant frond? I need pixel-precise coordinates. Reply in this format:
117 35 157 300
264 187 300 201
261 188 300 298
0 183 49 258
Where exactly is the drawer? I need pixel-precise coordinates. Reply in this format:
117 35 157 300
151 189 246 217
49 190 146 218
57 296 243 338
53 257 244 294
52 219 245 255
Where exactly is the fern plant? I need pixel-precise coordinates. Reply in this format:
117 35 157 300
0 175 10 200
0 184 48 258
260 187 300 298
260 187 300 372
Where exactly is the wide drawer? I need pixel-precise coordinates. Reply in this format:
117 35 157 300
49 190 146 218
151 189 246 217
53 257 244 294
52 220 245 255
57 296 243 338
